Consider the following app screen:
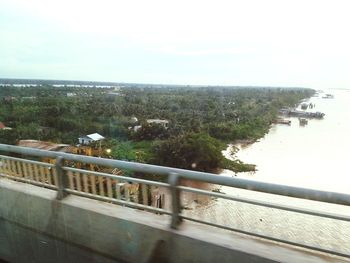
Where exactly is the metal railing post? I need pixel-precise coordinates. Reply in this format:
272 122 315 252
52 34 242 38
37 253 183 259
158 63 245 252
169 173 182 229
55 156 68 200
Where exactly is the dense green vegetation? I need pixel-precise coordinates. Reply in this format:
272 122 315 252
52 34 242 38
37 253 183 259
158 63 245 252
0 84 314 173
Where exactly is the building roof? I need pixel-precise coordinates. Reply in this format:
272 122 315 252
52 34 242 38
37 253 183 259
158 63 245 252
17 140 75 153
130 117 138 123
146 119 169 124
78 133 105 141
86 133 105 141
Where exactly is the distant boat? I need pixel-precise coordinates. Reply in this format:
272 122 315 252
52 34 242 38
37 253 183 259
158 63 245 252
322 94 334 99
299 118 308 126
301 103 308 110
272 118 291 125
281 109 325 119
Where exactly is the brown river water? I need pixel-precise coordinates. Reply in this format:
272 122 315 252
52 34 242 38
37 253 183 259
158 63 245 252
225 89 350 194
170 89 350 257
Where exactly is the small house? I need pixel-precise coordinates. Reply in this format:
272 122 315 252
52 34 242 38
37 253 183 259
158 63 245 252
130 117 138 123
0 122 12 130
78 133 105 145
17 140 77 164
146 119 169 129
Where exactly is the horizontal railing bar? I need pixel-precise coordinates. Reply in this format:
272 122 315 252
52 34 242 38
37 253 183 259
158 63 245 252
0 155 54 167
0 173 57 190
62 167 169 188
178 186 350 222
180 215 350 259
1 145 349 258
1 144 350 206
64 188 171 215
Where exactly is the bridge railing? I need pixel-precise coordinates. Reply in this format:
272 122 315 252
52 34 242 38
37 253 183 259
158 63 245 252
0 143 350 259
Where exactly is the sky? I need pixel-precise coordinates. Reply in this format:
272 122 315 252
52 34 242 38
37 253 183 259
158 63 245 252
1 0 350 89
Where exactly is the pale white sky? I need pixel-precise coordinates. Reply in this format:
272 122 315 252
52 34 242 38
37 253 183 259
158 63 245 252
1 0 350 88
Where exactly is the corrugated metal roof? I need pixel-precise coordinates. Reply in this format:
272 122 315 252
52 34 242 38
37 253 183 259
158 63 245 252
146 119 169 124
87 133 105 141
18 140 74 153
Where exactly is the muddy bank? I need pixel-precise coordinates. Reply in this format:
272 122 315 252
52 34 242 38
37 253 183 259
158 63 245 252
221 142 257 173
222 139 257 161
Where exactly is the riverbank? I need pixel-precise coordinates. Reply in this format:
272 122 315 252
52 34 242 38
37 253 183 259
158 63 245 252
228 89 350 194
221 141 257 174
220 92 321 175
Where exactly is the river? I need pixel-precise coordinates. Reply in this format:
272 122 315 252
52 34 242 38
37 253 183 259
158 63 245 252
178 89 350 256
224 88 350 194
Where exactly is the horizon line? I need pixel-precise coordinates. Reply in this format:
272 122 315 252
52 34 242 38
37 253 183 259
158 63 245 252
0 77 308 89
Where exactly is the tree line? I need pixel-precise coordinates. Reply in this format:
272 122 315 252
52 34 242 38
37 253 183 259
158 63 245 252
0 85 314 173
